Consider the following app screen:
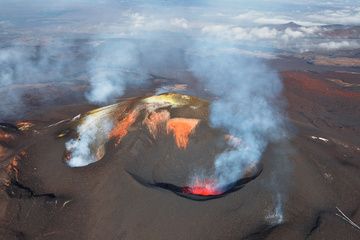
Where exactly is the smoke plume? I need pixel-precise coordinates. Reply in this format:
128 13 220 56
66 114 113 167
85 40 146 104
0 39 87 119
266 192 284 225
186 38 285 191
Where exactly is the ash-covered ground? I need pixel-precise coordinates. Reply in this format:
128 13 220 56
1 62 360 240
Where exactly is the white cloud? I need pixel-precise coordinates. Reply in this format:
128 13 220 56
201 24 317 43
281 28 305 41
234 11 292 25
200 21 360 52
0 1 358 55
299 26 320 34
307 7 360 25
223 48 278 59
202 25 280 41
233 10 319 26
170 18 189 29
250 27 278 39
318 40 360 50
129 12 146 28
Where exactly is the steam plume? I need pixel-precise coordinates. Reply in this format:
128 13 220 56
85 40 146 104
186 38 285 191
266 193 284 225
66 114 113 167
0 40 86 119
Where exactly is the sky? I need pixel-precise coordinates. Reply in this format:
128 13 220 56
0 0 359 52
1 0 360 33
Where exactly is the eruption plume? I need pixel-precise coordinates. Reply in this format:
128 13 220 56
186 38 285 192
65 114 113 167
266 193 285 225
86 40 146 104
0 40 86 119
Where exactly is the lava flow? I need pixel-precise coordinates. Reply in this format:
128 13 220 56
182 178 222 196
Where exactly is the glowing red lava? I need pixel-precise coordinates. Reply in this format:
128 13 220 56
182 178 222 196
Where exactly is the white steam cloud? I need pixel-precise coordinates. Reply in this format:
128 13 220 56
0 39 87 119
85 40 146 104
318 40 360 51
187 38 285 190
266 193 284 225
0 40 80 85
66 114 113 167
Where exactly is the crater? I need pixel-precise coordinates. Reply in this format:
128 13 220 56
56 93 264 201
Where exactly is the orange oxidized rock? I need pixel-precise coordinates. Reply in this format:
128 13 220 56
143 110 171 138
166 118 200 149
109 110 139 144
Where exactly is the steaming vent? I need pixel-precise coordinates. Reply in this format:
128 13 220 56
55 93 263 201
